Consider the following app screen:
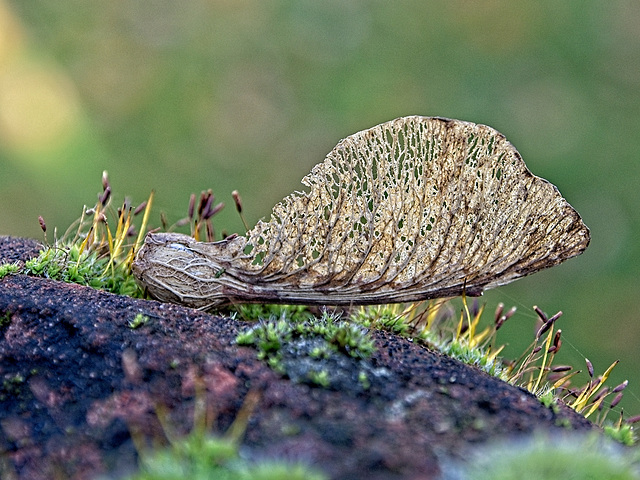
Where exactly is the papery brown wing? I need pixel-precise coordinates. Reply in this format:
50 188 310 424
133 116 590 308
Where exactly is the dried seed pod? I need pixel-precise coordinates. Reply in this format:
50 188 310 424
612 380 628 393
102 170 110 190
610 392 624 409
203 202 224 220
98 186 111 207
188 193 196 220
551 365 572 373
626 414 640 424
132 116 590 309
533 305 548 322
232 190 243 213
134 201 148 216
201 191 214 219
586 358 594 377
551 329 562 352
536 311 562 339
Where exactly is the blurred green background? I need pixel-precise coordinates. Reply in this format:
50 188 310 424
1 1 639 416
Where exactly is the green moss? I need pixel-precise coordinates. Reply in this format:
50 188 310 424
3 373 25 389
451 433 640 480
236 318 291 361
604 423 638 447
0 312 11 328
554 418 572 429
307 370 330 388
129 313 150 329
350 304 412 337
128 430 326 480
358 370 371 390
22 244 143 297
237 311 375 363
349 302 510 378
2 373 27 398
538 389 560 414
425 331 507 379
236 311 375 388
351 300 637 435
0 262 20 279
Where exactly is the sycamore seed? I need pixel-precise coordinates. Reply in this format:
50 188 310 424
132 116 590 309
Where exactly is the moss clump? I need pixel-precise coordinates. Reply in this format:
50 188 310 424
128 427 326 480
128 313 150 329
236 309 375 388
0 262 20 279
350 300 507 378
445 433 640 480
350 303 413 337
22 244 143 297
236 309 375 361
604 422 638 447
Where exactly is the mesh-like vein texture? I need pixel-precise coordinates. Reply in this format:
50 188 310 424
133 116 590 307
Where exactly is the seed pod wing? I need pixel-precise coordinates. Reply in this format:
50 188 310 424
239 116 589 302
134 116 590 307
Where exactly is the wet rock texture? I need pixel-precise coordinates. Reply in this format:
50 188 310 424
0 236 594 480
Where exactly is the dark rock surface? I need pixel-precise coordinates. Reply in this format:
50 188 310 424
0 236 594 480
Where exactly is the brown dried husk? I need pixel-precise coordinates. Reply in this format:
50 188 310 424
132 116 590 308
